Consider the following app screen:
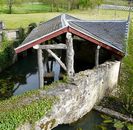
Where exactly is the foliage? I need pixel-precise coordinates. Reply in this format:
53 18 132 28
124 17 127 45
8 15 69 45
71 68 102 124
0 34 15 70
26 22 37 35
118 22 133 115
0 90 56 130
100 114 133 130
0 79 14 100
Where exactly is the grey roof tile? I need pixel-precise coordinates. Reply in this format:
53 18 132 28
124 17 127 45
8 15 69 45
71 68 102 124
68 21 128 52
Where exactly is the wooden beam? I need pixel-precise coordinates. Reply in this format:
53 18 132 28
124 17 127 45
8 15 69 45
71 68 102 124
46 49 67 71
95 45 101 67
40 43 67 50
66 32 75 77
37 48 44 89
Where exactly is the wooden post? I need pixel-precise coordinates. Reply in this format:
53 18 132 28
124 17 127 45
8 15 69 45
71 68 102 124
66 32 75 77
37 47 44 89
95 45 101 67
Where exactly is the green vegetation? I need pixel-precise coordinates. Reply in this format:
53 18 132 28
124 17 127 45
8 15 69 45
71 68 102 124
0 90 57 130
0 34 15 70
118 21 133 115
99 114 133 130
44 75 69 91
100 22 133 116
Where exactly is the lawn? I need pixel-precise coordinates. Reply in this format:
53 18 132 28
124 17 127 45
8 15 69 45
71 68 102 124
0 3 59 14
0 9 132 29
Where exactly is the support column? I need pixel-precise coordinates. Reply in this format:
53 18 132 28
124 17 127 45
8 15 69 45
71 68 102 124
37 47 44 89
66 32 75 77
95 45 101 67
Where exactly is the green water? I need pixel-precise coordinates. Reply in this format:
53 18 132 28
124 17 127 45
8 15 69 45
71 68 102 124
53 111 115 130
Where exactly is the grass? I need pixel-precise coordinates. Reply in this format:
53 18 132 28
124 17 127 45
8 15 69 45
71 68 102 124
104 0 129 6
0 3 63 14
0 9 132 29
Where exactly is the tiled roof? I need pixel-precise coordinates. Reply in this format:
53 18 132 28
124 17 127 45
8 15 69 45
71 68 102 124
15 14 129 54
69 20 128 52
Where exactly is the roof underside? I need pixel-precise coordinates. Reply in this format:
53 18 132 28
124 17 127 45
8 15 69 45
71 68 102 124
15 14 128 57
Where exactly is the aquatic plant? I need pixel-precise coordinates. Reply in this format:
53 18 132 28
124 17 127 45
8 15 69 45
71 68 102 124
100 114 133 130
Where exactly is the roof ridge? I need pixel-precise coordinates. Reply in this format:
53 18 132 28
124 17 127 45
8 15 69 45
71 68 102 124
61 14 69 27
68 20 127 22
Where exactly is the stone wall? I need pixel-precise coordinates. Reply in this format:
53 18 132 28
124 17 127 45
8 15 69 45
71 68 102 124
4 29 19 41
17 61 120 130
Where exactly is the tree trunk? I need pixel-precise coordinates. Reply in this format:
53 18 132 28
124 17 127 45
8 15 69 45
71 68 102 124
8 0 13 14
37 48 44 89
68 0 72 10
66 32 75 77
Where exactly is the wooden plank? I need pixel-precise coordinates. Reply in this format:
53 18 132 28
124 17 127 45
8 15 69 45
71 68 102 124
46 49 67 71
37 48 44 89
40 43 67 50
66 32 75 77
95 45 101 67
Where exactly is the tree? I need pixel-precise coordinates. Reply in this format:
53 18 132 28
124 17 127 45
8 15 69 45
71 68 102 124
8 0 13 14
6 0 23 14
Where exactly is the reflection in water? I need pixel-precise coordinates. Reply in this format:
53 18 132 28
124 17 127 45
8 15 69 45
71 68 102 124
0 52 38 99
0 52 61 100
